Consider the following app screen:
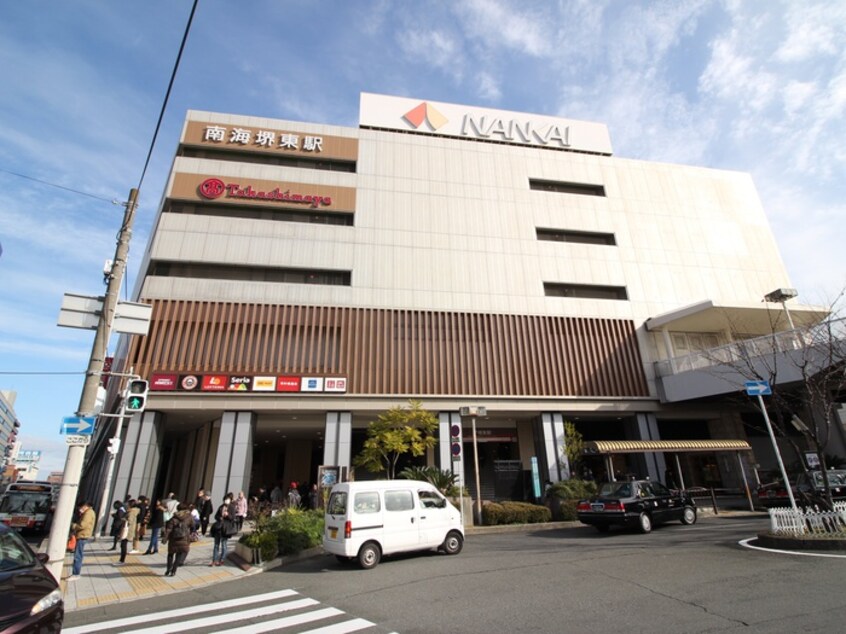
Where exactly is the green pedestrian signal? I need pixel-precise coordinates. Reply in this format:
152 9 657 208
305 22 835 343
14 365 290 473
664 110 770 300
125 379 149 413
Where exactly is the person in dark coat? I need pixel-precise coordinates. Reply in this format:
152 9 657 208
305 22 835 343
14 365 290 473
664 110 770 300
109 500 127 550
199 492 214 536
144 498 165 555
210 493 237 566
163 503 193 577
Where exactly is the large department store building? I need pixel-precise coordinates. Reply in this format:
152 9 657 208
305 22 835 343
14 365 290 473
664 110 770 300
92 93 834 506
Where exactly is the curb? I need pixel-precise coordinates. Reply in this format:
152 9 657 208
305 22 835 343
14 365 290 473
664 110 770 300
756 532 846 551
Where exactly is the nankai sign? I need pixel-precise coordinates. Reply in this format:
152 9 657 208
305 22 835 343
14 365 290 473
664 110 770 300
149 373 347 394
360 92 613 155
198 178 332 208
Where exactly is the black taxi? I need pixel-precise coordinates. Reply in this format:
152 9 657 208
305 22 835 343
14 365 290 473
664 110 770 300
576 479 697 533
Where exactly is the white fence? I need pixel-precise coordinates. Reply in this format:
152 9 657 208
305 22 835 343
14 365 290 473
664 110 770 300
768 502 846 537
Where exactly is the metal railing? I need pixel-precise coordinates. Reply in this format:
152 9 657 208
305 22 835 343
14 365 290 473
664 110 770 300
655 318 845 378
768 502 846 537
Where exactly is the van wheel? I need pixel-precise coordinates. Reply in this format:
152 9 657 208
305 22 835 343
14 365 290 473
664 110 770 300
441 531 463 555
357 542 381 569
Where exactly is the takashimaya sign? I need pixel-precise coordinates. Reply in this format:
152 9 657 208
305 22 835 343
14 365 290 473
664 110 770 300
198 177 332 208
359 93 613 155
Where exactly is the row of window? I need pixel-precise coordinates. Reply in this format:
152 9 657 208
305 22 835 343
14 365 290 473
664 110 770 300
166 201 353 226
150 262 351 286
180 146 356 172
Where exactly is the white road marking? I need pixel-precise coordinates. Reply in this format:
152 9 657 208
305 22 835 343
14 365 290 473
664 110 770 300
739 537 846 558
210 607 344 633
302 618 378 634
62 589 300 634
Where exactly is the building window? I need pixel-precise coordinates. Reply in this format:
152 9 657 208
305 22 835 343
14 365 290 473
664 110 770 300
529 179 605 197
150 262 351 286
179 146 356 172
544 283 628 300
165 201 353 226
536 228 616 246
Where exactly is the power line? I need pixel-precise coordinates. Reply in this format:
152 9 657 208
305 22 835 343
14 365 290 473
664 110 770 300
136 0 198 191
0 167 118 204
0 371 85 376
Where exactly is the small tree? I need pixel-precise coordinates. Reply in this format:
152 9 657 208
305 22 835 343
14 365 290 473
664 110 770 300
564 420 584 477
354 400 439 479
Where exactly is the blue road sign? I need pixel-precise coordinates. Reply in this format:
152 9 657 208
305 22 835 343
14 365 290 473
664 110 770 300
61 416 96 435
745 380 772 396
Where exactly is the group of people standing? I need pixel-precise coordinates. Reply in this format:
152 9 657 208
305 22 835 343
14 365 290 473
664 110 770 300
103 488 247 577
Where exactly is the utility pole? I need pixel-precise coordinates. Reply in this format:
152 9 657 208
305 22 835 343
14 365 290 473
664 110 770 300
45 188 138 582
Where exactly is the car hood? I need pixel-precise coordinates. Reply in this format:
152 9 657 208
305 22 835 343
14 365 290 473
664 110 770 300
0 566 59 616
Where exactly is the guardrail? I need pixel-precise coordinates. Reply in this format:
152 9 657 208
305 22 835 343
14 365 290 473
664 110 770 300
768 502 846 536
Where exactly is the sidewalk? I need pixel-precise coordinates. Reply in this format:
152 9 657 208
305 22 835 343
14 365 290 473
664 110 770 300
59 535 260 612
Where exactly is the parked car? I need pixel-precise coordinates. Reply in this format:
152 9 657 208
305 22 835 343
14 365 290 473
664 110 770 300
576 479 697 533
324 480 464 569
0 523 63 632
757 469 846 508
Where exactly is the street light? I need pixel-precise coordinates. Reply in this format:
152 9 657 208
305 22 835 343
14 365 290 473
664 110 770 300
459 406 486 525
763 288 798 330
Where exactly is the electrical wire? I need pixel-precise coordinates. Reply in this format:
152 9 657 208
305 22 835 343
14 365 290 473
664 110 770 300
136 0 198 191
0 167 117 204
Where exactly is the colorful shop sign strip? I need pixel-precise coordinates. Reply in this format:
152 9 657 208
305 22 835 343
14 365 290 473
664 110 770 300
149 373 347 393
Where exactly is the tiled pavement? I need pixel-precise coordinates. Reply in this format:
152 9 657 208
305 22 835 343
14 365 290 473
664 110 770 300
58 535 260 612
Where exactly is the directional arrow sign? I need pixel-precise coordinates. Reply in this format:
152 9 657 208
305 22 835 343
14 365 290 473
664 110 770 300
745 380 772 396
61 416 96 435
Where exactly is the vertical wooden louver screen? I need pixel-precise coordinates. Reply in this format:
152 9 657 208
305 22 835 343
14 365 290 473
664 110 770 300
127 300 649 397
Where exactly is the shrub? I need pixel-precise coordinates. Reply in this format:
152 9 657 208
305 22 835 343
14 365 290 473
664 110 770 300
398 465 461 497
482 501 551 525
266 508 325 555
547 479 597 521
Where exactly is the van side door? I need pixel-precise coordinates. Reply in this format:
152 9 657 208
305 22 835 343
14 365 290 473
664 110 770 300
381 489 420 554
417 488 453 547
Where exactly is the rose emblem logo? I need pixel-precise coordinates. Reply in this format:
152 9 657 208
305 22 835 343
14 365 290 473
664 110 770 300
199 178 226 199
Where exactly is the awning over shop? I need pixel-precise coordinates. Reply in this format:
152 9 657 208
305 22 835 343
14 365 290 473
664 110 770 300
583 439 752 454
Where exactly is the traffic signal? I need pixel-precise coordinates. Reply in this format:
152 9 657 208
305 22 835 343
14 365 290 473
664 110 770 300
450 423 463 462
125 379 149 413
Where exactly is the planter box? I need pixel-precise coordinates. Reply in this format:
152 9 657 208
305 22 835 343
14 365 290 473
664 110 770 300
234 540 276 564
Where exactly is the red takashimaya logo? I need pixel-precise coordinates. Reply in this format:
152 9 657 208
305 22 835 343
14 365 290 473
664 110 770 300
198 178 331 208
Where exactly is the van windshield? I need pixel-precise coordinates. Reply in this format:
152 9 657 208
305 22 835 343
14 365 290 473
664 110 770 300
326 492 347 515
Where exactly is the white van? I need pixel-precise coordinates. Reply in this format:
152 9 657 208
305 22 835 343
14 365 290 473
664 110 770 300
323 480 464 569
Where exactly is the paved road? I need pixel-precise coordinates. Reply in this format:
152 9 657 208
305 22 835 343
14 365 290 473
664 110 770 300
65 514 845 633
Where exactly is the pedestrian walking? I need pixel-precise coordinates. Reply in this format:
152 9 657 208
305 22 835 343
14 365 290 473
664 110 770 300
129 499 142 553
210 493 237 567
144 498 165 555
199 492 213 536
136 496 149 543
109 499 126 550
235 491 248 532
163 503 193 577
115 499 138 565
67 500 96 581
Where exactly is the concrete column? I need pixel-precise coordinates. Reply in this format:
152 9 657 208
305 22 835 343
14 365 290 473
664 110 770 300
635 412 665 482
113 410 162 503
541 413 567 482
210 411 255 503
323 412 352 473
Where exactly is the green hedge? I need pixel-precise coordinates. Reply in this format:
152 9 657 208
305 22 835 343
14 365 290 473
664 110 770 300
482 501 551 525
547 479 598 521
240 508 325 557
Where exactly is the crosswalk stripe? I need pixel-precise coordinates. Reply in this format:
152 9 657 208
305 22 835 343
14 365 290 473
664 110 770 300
211 607 344 634
301 617 378 634
62 589 300 634
126 598 320 634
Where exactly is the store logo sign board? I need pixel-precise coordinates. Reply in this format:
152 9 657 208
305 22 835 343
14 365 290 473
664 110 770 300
360 92 613 155
148 373 347 393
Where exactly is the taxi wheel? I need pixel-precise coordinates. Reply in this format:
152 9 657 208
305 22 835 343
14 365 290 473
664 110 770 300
681 506 697 525
441 531 463 555
358 542 381 569
638 512 653 533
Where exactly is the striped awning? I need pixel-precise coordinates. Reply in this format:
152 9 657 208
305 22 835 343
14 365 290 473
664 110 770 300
583 439 752 454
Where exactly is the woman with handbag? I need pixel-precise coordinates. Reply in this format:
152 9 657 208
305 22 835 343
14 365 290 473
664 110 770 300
210 492 237 567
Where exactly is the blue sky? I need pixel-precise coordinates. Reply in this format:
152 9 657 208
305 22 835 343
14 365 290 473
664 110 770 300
1 0 844 475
